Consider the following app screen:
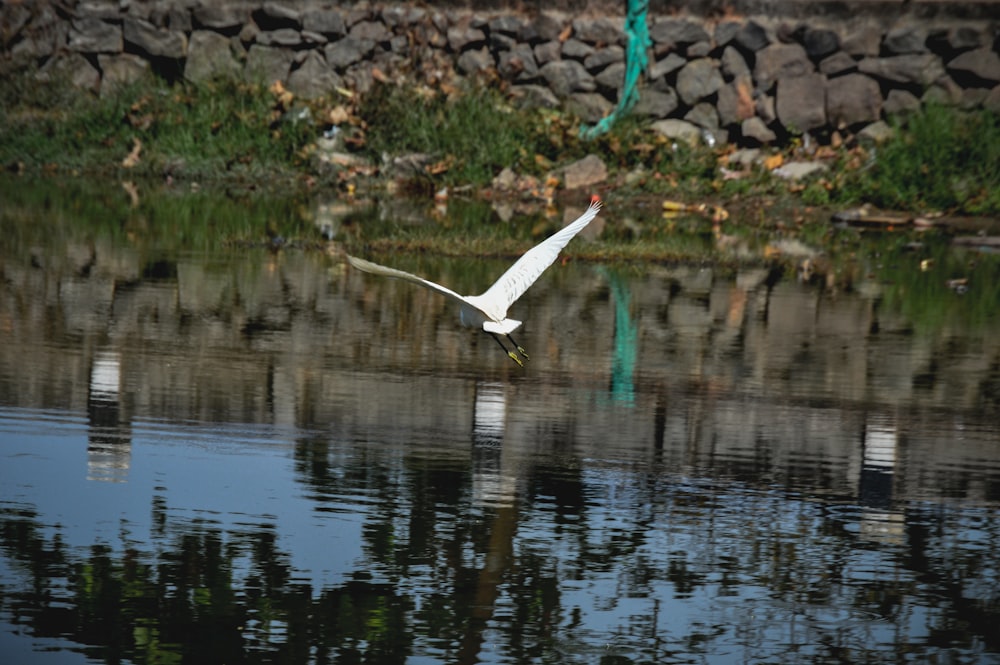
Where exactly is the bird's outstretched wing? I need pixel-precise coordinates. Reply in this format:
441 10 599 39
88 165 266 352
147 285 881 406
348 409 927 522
346 255 469 305
473 198 601 320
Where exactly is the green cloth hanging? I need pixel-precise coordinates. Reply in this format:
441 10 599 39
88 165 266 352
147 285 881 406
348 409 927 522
580 0 651 140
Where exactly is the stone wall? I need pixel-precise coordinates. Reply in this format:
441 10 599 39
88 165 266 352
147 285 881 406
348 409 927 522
3 1 1000 147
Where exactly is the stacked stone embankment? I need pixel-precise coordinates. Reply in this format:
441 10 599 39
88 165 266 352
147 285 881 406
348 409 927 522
3 1 1000 147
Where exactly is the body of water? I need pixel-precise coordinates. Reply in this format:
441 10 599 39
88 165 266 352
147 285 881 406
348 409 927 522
1 181 999 664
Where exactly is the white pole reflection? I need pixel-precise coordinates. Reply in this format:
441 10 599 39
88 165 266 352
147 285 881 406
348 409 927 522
471 382 517 507
858 414 903 544
87 350 132 482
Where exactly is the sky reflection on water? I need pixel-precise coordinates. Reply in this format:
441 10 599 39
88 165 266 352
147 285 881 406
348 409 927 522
1 187 1000 664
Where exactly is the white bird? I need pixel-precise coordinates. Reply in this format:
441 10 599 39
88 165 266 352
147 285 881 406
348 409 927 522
347 197 602 365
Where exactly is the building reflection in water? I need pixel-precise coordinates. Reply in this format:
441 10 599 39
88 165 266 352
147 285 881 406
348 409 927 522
86 349 132 482
858 414 903 544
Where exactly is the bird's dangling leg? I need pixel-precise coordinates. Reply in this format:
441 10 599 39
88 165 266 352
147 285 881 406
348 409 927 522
490 333 524 367
507 333 530 361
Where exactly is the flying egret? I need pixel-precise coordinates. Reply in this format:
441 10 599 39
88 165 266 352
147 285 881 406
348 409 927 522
347 197 602 366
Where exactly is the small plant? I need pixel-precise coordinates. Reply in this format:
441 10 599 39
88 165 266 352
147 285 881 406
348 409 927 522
846 104 1000 214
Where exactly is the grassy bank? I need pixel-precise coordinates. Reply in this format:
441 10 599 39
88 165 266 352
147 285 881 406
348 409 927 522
2 65 999 216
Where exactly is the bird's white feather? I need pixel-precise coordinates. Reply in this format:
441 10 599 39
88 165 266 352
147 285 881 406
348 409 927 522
472 198 601 321
346 255 469 306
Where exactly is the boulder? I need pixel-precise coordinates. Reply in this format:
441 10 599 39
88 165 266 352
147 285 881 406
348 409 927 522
287 51 341 99
632 88 679 118
648 52 686 80
68 18 122 53
584 45 624 73
533 40 561 66
649 18 709 47
802 28 840 60
520 13 563 44
193 5 248 30
826 73 882 127
858 54 946 86
884 89 922 115
245 44 293 84
883 25 927 54
124 18 186 58
721 45 750 80
350 20 390 44
819 51 856 76
684 102 719 129
303 9 346 37
567 92 613 124
325 36 372 70
650 119 702 146
99 53 150 96
571 16 622 45
561 154 608 190
509 84 560 110
498 43 538 81
754 42 812 91
676 58 723 105
734 20 770 52
595 62 626 95
741 117 776 143
562 38 595 62
456 47 493 75
948 48 1000 84
540 59 596 98
37 52 100 92
773 161 828 180
776 72 827 133
447 25 485 52
716 76 755 125
256 28 302 47
185 31 241 82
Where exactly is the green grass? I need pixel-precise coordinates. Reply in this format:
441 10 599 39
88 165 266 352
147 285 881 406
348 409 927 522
841 104 1000 214
0 66 313 184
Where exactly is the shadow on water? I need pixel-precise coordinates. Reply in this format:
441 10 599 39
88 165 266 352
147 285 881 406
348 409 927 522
1 177 1000 664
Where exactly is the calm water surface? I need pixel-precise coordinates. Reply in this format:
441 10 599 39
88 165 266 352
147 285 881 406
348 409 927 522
1 183 999 664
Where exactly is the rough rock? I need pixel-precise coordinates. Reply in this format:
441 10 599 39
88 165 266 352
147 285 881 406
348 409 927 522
651 119 702 146
38 52 100 91
123 18 186 58
649 18 709 46
498 43 538 80
185 30 240 82
819 51 856 76
826 73 882 127
884 88 922 115
561 154 608 190
540 59 595 98
734 20 770 52
583 45 624 72
562 38 595 62
325 36 371 69
193 5 248 30
802 28 839 60
571 16 621 45
742 117 776 143
257 28 302 47
841 24 881 57
773 161 828 180
447 25 485 52
948 48 1000 84
99 53 149 96
858 54 946 86
245 44 294 83
883 25 927 54
632 88 679 118
676 58 723 105
68 18 122 53
287 50 341 99
776 73 827 132
510 84 560 110
648 52 686 80
302 9 346 36
716 77 755 125
594 62 625 94
754 43 811 91
685 102 719 130
858 121 894 143
721 46 750 80
457 47 493 74
567 92 613 124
